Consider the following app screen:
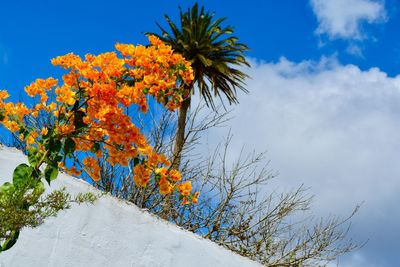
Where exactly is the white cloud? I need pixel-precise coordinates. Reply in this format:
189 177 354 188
333 252 380 267
346 43 364 57
199 57 400 266
310 0 387 40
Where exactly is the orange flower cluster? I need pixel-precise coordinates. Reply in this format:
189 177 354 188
81 157 101 181
24 77 58 103
156 168 197 204
133 164 151 187
0 35 198 204
156 167 175 195
58 162 81 177
0 92 29 132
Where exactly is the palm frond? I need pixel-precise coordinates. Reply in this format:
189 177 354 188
147 2 250 109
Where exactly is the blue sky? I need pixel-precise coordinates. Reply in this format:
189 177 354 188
1 0 399 86
1 1 400 266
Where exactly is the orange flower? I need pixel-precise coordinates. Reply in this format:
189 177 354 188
178 181 192 197
148 152 159 167
56 124 75 135
133 164 150 187
5 121 19 132
158 154 171 166
82 157 101 181
159 178 174 195
181 197 189 205
191 192 200 204
26 135 35 145
0 90 9 99
155 167 168 176
24 78 57 100
67 166 81 177
138 145 152 155
147 35 164 46
46 102 57 111
1 36 195 202
169 169 181 182
41 127 48 135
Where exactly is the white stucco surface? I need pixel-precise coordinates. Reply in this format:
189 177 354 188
0 146 261 267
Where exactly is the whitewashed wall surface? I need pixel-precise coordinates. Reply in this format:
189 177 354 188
0 146 261 267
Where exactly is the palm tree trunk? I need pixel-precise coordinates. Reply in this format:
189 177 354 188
171 96 191 170
160 95 191 221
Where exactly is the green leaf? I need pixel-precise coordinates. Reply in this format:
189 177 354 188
58 112 66 121
90 142 100 154
0 182 14 194
133 157 140 166
64 137 76 156
44 164 58 185
42 127 51 139
28 147 42 168
0 231 20 252
0 183 13 204
54 154 63 162
73 110 87 132
20 128 29 139
32 181 45 197
154 173 161 183
49 138 62 153
30 168 42 180
72 99 79 110
13 164 32 189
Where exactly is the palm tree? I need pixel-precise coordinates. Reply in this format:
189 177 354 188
149 3 250 169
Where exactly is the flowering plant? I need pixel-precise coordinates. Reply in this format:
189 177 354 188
0 36 197 252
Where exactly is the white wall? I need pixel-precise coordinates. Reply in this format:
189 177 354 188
0 146 260 267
